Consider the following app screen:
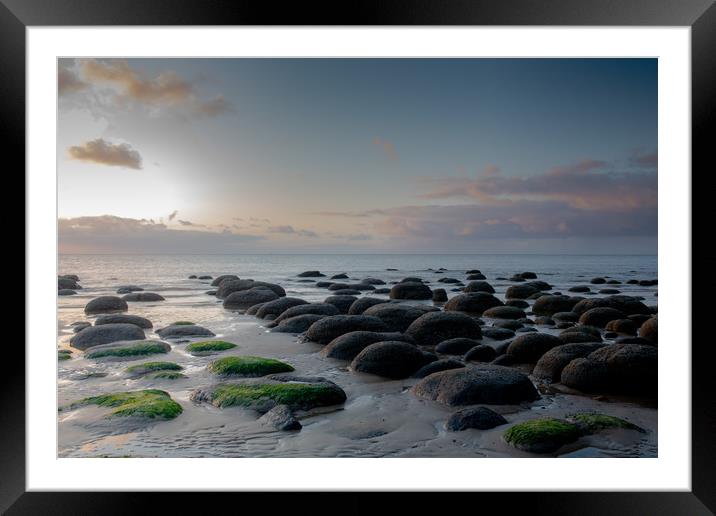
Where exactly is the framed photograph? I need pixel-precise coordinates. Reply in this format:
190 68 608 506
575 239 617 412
8 0 714 512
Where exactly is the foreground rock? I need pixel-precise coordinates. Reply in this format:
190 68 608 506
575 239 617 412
258 404 302 431
351 341 434 379
208 356 294 377
70 323 146 350
531 295 582 316
560 343 657 396
224 287 280 310
305 315 389 344
217 279 286 299
362 303 432 332
85 340 171 359
464 344 498 363
503 418 580 453
323 295 359 314
94 314 153 329
156 324 215 339
62 389 182 420
532 343 606 382
321 331 415 360
639 316 658 344
446 406 507 431
348 297 388 315
436 337 481 355
572 295 650 316
406 311 482 346
274 303 340 322
578 307 626 328
412 359 464 379
413 365 539 406
190 377 347 412
84 296 128 315
444 293 503 315
505 332 563 363
58 277 81 290
483 306 526 320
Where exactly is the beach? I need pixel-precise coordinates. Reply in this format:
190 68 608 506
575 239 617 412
58 254 658 458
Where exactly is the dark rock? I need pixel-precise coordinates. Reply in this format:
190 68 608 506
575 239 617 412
256 298 309 319
211 275 239 287
444 292 503 315
483 306 526 320
446 406 507 431
638 316 658 344
58 289 77 296
373 288 391 294
505 284 539 299
413 359 464 379
224 287 280 310
519 272 538 279
389 282 432 300
506 332 563 363
327 283 350 291
553 311 579 323
84 296 128 315
297 271 325 278
315 281 333 288
258 404 301 431
533 343 606 382
330 273 349 279
531 295 582 316
361 278 386 285
347 283 375 291
534 316 555 326
121 292 165 302
568 285 591 293
217 279 286 299
432 288 448 302
464 344 498 362
493 320 522 331
322 331 415 360
275 303 340 322
605 318 638 335
406 311 482 346
463 281 495 294
572 295 650 317
188 275 197 279
436 337 482 355
70 323 145 350
329 289 361 296
271 314 326 333
481 327 516 341
437 277 461 284
94 314 153 329
58 277 81 290
246 303 267 315
347 297 387 315
491 354 516 366
305 315 389 344
517 327 538 333
362 303 432 332
578 307 626 328
324 295 359 314
156 324 215 339
505 299 529 309
351 341 434 379
599 289 621 295
116 285 143 294
400 277 424 283
615 336 654 345
72 322 91 333
590 277 606 284
198 275 212 280
413 365 539 406
466 273 487 280
206 290 217 296
60 274 80 282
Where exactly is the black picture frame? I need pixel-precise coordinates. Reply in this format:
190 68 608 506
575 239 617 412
6 0 714 513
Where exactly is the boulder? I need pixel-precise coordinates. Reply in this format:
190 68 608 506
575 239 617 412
413 365 539 406
389 282 432 300
58 289 77 296
406 311 482 346
590 277 607 284
94 314 153 329
121 292 165 302
533 343 606 382
84 296 128 315
444 293 503 315
258 404 302 431
217 279 286 299
256 297 309 319
481 327 516 341
331 289 362 296
322 331 415 360
324 295 359 314
506 332 563 363
70 323 145 350
274 303 340 322
297 271 325 277
413 359 465 379
493 320 522 331
348 297 387 315
271 314 327 333
446 406 507 431
572 295 650 316
578 307 626 328
531 295 582 316
432 288 448 303
246 302 267 315
483 306 526 320
463 281 495 294
568 285 591 293
58 277 81 290
466 273 487 280
224 287 280 310
362 278 386 285
330 273 349 279
503 418 580 453
553 311 579 323
351 341 434 379
304 315 389 344
362 303 432 332
156 324 215 339
639 316 658 344
505 284 539 299
605 318 638 335
116 285 143 294
211 275 239 286
464 344 498 362
435 337 482 355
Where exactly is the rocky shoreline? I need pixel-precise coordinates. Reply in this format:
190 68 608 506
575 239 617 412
57 267 658 457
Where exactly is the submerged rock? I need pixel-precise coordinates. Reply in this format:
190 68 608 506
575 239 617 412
121 292 165 302
70 323 146 350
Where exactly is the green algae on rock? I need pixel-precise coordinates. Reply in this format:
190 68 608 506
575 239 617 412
191 380 347 412
86 340 170 359
125 361 183 376
148 371 187 379
171 321 195 326
58 349 73 361
63 389 183 419
503 418 581 453
208 356 294 377
185 340 237 355
567 412 645 434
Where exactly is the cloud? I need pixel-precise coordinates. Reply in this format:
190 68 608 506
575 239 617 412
58 65 87 95
420 159 656 212
268 225 319 238
372 137 398 161
629 149 658 168
67 138 143 169
59 215 261 254
168 210 178 221
60 59 233 118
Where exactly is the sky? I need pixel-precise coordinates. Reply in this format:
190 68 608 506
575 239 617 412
57 58 657 254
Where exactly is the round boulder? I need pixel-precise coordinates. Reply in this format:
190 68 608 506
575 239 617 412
84 296 128 315
256 297 309 319
351 341 434 379
578 307 626 328
446 406 507 431
304 315 389 345
605 318 638 335
389 282 432 300
274 303 340 322
211 275 239 287
463 281 495 294
94 314 153 329
483 306 526 320
464 344 498 362
531 295 582 316
413 359 465 379
121 292 165 302
224 287 279 311
406 311 482 346
638 316 658 344
506 332 563 363
70 323 145 350
323 295 359 314
533 342 606 382
321 331 415 360
348 297 388 315
436 337 481 355
156 324 215 339
362 303 432 332
444 292 503 315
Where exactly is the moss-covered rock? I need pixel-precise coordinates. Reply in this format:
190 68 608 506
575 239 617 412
148 371 186 380
567 413 645 434
208 356 294 377
58 349 73 361
125 361 183 376
191 379 346 412
171 321 195 326
63 389 182 419
185 340 237 355
85 340 170 359
503 418 581 453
